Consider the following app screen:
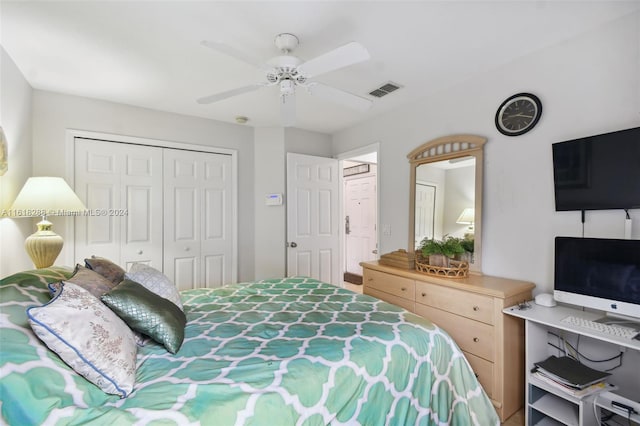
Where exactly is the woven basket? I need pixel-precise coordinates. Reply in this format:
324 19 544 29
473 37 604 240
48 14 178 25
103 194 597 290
415 251 469 278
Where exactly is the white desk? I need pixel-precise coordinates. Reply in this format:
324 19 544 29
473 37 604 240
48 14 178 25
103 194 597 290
504 303 640 426
504 303 640 351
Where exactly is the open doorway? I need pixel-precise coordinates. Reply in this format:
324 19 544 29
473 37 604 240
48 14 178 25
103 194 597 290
338 145 379 291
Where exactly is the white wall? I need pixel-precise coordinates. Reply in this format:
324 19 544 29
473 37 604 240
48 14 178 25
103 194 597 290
30 90 256 281
332 12 640 293
443 166 475 238
254 127 286 280
284 128 332 157
0 47 34 276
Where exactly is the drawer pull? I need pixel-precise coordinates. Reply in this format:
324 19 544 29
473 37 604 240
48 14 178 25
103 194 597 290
473 337 479 342
368 278 373 281
401 287 407 291
421 292 426 297
473 306 479 311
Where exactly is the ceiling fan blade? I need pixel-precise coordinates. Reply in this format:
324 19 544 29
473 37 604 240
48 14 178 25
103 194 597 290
280 94 296 127
307 82 372 112
297 42 370 78
197 84 265 104
201 40 271 71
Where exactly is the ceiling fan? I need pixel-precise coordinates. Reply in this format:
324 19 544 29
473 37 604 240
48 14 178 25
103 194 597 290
197 33 373 127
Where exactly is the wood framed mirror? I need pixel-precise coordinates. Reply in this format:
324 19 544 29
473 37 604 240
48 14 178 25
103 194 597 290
408 134 486 274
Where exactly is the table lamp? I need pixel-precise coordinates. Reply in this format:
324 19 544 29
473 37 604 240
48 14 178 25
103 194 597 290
456 207 475 233
10 177 86 268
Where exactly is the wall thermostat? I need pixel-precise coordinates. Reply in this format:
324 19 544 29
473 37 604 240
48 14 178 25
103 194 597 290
265 193 283 206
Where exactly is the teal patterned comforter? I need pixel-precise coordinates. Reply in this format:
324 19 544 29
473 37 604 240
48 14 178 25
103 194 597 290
0 269 499 425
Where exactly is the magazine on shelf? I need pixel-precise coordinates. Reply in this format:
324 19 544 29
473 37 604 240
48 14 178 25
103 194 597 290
534 356 611 389
531 371 616 399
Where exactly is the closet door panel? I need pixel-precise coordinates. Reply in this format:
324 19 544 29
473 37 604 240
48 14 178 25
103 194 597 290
204 255 224 288
174 187 198 241
173 256 198 291
87 184 117 245
75 139 122 262
76 137 235 289
75 139 162 268
164 150 202 289
201 154 233 287
120 145 163 268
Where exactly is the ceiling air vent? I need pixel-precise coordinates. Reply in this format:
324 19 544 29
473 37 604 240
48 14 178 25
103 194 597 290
369 81 402 98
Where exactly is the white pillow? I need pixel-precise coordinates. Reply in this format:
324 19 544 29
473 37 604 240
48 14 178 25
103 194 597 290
125 264 183 311
27 282 138 397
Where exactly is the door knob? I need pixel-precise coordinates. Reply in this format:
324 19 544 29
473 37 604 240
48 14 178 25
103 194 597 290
137 250 143 255
289 242 297 248
185 247 190 252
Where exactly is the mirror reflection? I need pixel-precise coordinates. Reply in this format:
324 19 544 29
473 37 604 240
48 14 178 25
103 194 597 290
414 156 475 249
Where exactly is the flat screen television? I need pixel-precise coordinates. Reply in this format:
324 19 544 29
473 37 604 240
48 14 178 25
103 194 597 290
554 236 640 321
552 126 640 211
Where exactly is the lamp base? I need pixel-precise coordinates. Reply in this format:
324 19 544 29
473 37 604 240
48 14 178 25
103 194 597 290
25 220 64 269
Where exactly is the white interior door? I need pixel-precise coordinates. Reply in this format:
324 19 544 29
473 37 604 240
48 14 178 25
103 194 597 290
344 175 377 276
415 182 436 247
74 138 163 269
286 153 340 285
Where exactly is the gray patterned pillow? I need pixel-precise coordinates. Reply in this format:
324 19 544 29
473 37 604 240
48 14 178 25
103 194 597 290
84 256 125 285
102 279 186 354
66 264 116 298
27 282 138 397
125 264 183 311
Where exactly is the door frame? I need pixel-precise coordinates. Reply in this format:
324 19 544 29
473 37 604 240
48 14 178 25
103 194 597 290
335 142 380 286
64 129 238 282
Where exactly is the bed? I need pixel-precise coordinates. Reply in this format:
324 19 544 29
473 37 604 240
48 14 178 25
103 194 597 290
0 266 499 425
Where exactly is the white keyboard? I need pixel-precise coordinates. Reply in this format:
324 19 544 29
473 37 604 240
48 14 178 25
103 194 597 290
560 315 639 339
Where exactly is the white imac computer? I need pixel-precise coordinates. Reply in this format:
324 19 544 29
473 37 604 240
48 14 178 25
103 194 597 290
554 237 640 322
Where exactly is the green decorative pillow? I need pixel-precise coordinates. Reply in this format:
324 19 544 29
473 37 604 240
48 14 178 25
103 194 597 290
66 264 116 298
84 256 125 285
101 279 186 354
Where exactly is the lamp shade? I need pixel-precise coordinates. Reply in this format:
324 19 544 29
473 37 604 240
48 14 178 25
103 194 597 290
10 177 86 216
456 208 475 225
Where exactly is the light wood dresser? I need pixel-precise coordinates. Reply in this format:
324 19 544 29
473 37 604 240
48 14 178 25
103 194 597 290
361 261 535 422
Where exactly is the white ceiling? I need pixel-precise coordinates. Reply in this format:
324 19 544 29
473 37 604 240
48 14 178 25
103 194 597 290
2 1 639 134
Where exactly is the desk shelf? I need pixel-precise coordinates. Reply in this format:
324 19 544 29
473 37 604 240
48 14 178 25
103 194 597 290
504 303 640 426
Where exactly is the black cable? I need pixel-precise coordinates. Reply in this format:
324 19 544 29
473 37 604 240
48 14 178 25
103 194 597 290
547 331 624 366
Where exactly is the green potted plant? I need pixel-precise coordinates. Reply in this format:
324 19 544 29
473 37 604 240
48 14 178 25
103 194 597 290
419 236 465 267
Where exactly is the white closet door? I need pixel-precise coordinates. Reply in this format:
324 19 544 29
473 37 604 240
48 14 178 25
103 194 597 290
119 145 163 270
164 149 233 290
200 153 233 288
74 139 163 268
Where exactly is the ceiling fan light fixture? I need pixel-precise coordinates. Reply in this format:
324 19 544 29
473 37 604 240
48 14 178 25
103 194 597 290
274 33 299 53
235 116 249 124
198 33 372 126
280 80 295 96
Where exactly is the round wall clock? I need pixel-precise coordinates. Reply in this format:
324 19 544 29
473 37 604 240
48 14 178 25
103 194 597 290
495 93 542 136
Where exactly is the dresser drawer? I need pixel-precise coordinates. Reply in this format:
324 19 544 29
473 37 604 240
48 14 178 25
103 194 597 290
415 304 494 361
365 287 415 312
415 282 494 325
463 351 494 398
364 269 415 301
